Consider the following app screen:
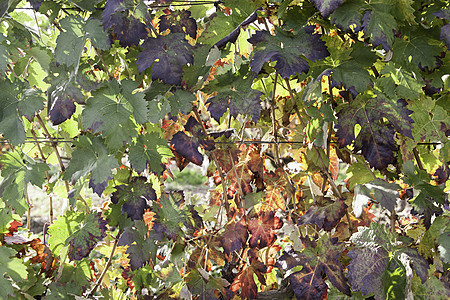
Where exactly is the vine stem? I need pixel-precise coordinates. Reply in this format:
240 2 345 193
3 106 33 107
270 73 296 215
31 129 54 223
284 78 353 232
94 48 113 80
87 231 121 297
229 150 247 222
36 115 70 194
192 107 228 227
413 147 425 171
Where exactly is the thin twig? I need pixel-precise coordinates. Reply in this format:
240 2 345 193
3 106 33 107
413 148 425 171
94 48 113 80
87 231 121 296
31 129 54 223
36 115 70 194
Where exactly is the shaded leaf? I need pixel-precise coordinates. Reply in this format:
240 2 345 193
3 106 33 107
109 13 148 47
248 26 329 78
310 0 344 18
362 9 397 51
64 134 119 196
204 66 263 122
336 93 413 169
118 222 157 270
111 177 157 221
136 33 193 85
129 131 173 174
0 79 44 145
297 200 347 231
50 85 84 125
276 235 351 298
218 219 248 255
330 0 364 32
159 9 197 39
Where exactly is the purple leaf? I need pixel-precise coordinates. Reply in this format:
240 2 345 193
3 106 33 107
336 95 413 170
170 131 203 166
50 86 84 125
111 177 157 221
297 200 348 231
88 175 111 197
248 26 329 78
137 33 193 85
440 24 450 48
159 9 197 39
310 0 344 18
109 13 148 47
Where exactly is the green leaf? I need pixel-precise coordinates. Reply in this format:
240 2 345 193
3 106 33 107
409 96 449 143
392 26 442 70
128 131 173 174
55 16 109 68
378 62 424 100
81 80 142 150
0 44 11 72
47 211 107 260
0 150 49 215
0 79 45 145
363 178 400 212
0 246 28 297
64 134 119 193
168 89 195 115
362 7 397 51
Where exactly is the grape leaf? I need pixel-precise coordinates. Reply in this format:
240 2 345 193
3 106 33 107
0 150 49 216
213 7 261 49
109 13 148 47
356 179 401 212
336 92 413 169
310 38 377 94
128 131 173 174
167 89 195 115
136 33 193 85
204 67 263 122
402 161 446 229
47 211 107 261
377 62 424 100
64 134 119 196
230 266 258 299
170 131 204 166
440 24 450 48
55 16 110 67
362 9 397 51
347 223 429 298
152 191 193 241
310 0 344 18
218 219 248 255
276 235 351 298
118 222 157 270
159 9 197 39
0 79 45 145
67 212 107 261
297 200 347 231
248 26 329 78
81 80 145 150
111 177 157 221
0 246 28 297
102 0 133 29
248 211 282 248
392 26 442 70
50 85 84 125
0 44 11 73
409 96 449 144
330 0 364 32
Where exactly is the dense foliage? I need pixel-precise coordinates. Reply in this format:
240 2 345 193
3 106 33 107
0 0 449 299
